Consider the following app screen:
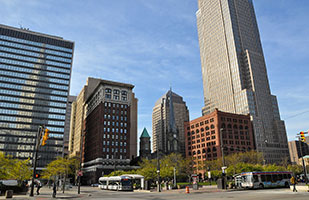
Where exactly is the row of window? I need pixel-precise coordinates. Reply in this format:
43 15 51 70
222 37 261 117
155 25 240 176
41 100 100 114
0 102 66 114
102 141 127 147
0 35 73 53
0 64 70 79
104 102 128 109
0 115 64 126
0 39 73 58
102 147 127 153
103 134 126 140
0 88 67 102
1 57 71 74
0 95 66 108
103 127 127 134
0 122 64 133
0 45 72 63
0 108 65 120
1 82 68 96
220 117 248 124
0 69 69 85
0 76 69 90
0 52 71 68
103 121 128 127
103 114 127 121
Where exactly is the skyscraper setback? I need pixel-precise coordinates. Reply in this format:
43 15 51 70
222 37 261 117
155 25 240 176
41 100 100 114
196 0 289 163
0 24 74 167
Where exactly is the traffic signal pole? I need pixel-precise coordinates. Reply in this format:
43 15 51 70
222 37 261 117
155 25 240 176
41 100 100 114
298 136 308 184
30 126 43 197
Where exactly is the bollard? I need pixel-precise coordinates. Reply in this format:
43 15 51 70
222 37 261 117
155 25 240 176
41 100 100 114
185 186 190 194
5 190 13 198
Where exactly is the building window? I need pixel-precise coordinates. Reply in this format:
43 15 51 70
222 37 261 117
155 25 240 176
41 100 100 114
105 88 112 93
105 94 111 99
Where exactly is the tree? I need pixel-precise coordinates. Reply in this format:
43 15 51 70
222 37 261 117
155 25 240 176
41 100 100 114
0 151 31 181
42 156 78 193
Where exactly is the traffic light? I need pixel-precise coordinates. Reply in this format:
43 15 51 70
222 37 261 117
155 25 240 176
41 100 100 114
300 131 306 142
41 128 49 146
35 174 40 178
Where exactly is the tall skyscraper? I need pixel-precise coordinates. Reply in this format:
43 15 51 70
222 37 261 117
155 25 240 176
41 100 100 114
196 0 289 163
152 89 189 156
0 24 74 167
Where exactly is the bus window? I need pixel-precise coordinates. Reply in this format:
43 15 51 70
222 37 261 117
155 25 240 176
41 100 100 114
288 174 292 179
261 175 266 182
253 175 259 183
266 175 271 182
283 174 288 179
278 174 283 181
272 174 278 182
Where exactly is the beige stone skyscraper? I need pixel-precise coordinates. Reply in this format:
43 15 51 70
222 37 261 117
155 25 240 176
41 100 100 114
152 89 189 156
196 0 289 163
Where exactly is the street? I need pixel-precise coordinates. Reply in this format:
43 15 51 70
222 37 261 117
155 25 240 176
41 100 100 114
1 186 308 200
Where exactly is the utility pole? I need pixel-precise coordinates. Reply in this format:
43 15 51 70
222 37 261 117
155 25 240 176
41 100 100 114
30 125 43 197
220 128 225 167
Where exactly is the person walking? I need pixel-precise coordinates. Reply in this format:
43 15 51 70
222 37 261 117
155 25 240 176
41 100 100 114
36 181 42 195
290 176 297 192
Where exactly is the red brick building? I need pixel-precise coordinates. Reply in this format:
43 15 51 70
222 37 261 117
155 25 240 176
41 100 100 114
184 109 255 177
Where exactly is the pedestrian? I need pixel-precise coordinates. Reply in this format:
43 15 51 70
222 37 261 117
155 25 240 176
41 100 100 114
52 182 57 198
290 176 297 192
36 181 42 195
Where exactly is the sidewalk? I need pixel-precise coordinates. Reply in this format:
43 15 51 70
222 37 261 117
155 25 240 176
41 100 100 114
0 186 92 200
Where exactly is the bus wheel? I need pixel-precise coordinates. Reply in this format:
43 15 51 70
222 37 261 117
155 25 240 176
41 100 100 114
259 184 264 189
285 182 289 188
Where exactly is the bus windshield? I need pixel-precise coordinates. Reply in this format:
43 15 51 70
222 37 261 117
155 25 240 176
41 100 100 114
121 179 132 186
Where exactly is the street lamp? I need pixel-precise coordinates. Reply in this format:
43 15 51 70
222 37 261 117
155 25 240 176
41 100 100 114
220 128 227 189
173 167 176 188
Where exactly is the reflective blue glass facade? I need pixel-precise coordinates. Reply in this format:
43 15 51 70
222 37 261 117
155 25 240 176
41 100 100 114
0 24 74 167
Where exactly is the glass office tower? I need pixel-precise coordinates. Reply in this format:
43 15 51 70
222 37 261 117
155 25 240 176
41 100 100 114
196 0 289 163
0 24 74 167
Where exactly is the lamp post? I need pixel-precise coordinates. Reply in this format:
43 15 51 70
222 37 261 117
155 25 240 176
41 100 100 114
156 148 161 192
219 128 225 167
173 167 176 188
263 139 268 166
219 128 227 189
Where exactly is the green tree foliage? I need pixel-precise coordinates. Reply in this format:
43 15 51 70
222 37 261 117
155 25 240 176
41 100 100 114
42 156 78 180
107 170 126 177
0 151 32 181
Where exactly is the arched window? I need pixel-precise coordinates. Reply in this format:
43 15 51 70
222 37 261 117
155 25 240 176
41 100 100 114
207 148 211 153
197 150 201 154
201 128 204 132
212 147 217 152
205 126 210 130
193 151 196 155
210 124 215 129
233 124 238 129
227 124 232 129
239 125 243 130
202 149 206 153
221 123 226 128
196 129 200 133
245 126 248 130
191 131 195 135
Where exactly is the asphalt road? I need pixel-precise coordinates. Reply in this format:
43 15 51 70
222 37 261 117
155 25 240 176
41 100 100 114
1 186 308 200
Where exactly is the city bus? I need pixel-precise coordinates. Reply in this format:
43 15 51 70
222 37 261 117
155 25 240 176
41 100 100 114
240 171 292 189
98 176 133 191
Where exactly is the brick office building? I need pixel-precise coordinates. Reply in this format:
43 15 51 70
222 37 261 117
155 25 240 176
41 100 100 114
184 109 255 177
72 78 138 184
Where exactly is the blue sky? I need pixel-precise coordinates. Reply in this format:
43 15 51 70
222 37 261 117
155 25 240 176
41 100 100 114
1 0 308 143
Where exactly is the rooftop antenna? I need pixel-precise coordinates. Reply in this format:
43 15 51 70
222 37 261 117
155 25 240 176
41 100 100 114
18 22 23 29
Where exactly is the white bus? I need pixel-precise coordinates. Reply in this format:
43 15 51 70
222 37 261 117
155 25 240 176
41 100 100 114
98 176 133 191
240 171 292 189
